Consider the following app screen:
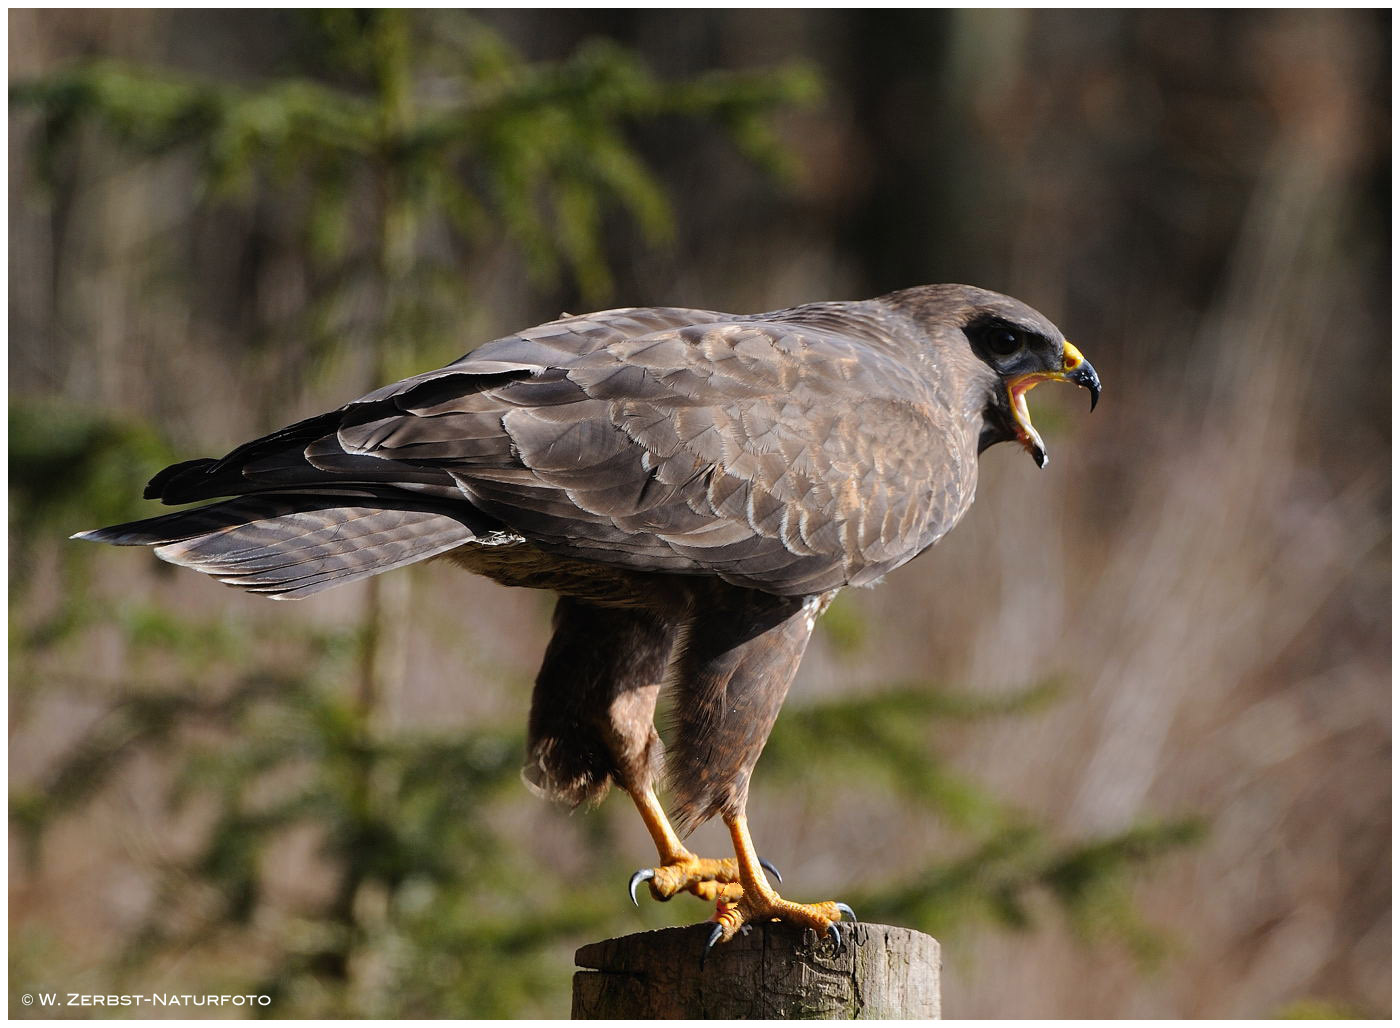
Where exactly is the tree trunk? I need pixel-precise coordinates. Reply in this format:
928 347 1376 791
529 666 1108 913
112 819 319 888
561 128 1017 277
572 922 940 1019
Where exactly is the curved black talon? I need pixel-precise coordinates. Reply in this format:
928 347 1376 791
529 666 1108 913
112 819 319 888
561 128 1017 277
700 922 725 967
826 921 843 950
834 902 857 923
759 857 783 884
628 868 655 907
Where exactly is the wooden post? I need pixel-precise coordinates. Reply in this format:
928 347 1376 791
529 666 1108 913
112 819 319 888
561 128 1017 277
572 922 940 1019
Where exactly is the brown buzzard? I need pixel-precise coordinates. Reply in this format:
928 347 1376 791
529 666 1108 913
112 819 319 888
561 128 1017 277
77 284 1099 951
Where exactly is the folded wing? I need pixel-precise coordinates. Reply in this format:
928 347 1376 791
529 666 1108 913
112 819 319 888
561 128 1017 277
83 304 974 597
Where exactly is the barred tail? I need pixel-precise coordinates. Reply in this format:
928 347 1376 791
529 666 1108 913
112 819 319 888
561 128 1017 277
73 493 502 599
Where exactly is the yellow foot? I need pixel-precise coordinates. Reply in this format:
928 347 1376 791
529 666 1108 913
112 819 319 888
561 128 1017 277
630 854 782 905
706 892 857 954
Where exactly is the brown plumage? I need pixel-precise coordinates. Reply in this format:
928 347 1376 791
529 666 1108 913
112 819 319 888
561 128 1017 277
76 283 1100 945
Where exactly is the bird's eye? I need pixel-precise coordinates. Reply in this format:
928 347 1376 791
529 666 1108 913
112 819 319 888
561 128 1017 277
985 327 1023 356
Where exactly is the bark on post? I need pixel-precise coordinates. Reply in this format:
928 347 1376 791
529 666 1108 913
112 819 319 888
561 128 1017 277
572 922 940 1019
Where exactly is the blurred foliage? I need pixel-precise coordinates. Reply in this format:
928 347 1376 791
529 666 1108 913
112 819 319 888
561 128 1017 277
765 676 1204 962
763 679 1062 831
11 606 1207 1014
11 10 818 310
9 10 1205 1018
852 816 1206 965
9 400 186 665
12 597 1204 1015
10 400 177 576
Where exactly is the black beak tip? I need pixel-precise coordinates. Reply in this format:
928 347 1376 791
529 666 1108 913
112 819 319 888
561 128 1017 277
1069 361 1101 412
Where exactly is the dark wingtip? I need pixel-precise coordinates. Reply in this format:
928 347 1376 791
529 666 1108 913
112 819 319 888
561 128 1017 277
143 457 219 501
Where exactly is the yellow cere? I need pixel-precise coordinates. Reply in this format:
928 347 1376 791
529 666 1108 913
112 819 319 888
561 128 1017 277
1062 341 1086 372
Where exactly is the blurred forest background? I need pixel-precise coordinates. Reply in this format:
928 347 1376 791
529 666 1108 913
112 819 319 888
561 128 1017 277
8 9 1389 1019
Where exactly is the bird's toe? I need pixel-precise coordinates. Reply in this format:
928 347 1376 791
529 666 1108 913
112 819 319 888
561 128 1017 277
629 854 745 905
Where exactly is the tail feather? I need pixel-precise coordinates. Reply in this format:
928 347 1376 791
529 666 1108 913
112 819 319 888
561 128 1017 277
74 494 516 599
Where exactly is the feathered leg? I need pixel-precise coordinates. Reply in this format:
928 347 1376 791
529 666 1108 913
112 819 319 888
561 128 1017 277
664 585 852 943
523 596 743 903
523 597 675 807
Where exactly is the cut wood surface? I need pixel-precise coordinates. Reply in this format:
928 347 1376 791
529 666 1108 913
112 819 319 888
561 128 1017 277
572 921 940 1019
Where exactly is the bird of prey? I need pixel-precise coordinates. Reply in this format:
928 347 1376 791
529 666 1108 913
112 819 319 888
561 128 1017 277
76 284 1099 951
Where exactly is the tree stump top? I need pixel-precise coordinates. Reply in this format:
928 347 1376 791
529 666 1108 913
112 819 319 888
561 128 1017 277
572 921 940 1019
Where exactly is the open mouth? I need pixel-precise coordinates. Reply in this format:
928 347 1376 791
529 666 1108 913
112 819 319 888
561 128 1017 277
1007 341 1100 469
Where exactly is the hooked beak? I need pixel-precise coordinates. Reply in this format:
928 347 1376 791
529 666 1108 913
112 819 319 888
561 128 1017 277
1007 341 1101 469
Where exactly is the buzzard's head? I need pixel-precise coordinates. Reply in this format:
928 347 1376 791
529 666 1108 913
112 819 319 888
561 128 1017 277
886 285 1101 467
964 298 1099 468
